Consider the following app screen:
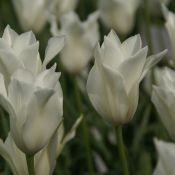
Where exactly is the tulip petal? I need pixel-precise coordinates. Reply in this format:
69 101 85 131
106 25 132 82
100 34 124 68
154 161 166 175
0 74 7 97
35 129 58 175
0 38 12 50
126 80 139 121
152 86 175 140
19 42 41 74
118 46 148 93
83 11 100 47
87 58 129 124
0 50 23 85
2 25 18 47
43 36 65 67
35 65 60 89
13 31 36 55
121 34 142 57
0 138 19 175
154 139 175 174
11 69 34 84
22 89 63 154
140 50 167 81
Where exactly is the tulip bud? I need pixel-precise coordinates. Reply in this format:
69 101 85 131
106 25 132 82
0 66 63 155
12 0 49 32
152 67 175 141
0 116 82 175
162 5 175 66
153 138 175 175
98 0 139 35
0 25 65 86
87 30 167 125
50 11 99 73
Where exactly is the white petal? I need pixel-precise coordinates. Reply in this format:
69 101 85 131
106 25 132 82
0 50 23 85
0 73 7 97
0 138 19 175
83 11 100 47
126 80 139 121
121 34 142 57
35 65 60 89
13 31 36 55
152 86 175 140
140 50 167 81
60 11 81 32
11 69 34 84
2 25 18 47
43 36 65 67
4 134 28 175
22 89 63 154
101 34 123 69
87 58 129 124
35 130 58 175
19 42 40 74
118 46 148 93
154 138 175 174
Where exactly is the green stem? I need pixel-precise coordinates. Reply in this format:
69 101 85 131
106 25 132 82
115 126 130 175
144 0 153 54
26 154 35 175
73 77 94 175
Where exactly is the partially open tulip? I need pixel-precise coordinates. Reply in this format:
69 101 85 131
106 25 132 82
162 5 175 66
87 30 167 125
152 67 175 141
98 0 139 35
153 138 175 175
0 25 64 86
0 117 82 175
0 66 63 155
50 11 99 73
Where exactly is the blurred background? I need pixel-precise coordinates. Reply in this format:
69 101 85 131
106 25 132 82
0 0 175 174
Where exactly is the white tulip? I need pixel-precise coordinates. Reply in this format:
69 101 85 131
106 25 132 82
86 30 167 125
50 11 99 73
162 5 175 66
154 138 175 175
0 25 64 86
35 115 82 175
0 66 63 155
98 0 139 35
0 117 82 175
152 67 175 141
49 0 78 20
12 0 50 32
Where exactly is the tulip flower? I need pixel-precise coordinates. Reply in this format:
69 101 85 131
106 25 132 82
153 138 175 175
162 5 175 66
12 0 50 32
0 25 64 86
98 0 139 35
50 11 99 73
0 66 63 155
0 116 82 175
152 67 175 141
49 0 78 20
87 30 167 125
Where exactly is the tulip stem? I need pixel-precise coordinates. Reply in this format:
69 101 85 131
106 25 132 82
73 77 95 175
115 126 130 175
26 154 35 175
